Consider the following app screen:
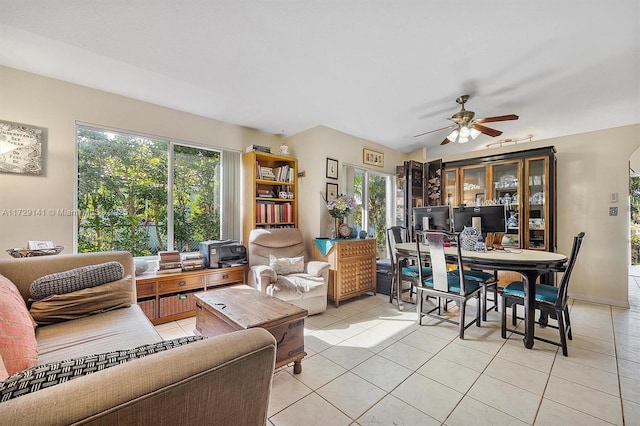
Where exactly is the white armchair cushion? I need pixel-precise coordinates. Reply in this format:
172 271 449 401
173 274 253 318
269 255 305 275
272 274 325 295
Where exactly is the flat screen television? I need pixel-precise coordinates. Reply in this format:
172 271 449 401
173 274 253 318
452 205 506 235
413 205 451 232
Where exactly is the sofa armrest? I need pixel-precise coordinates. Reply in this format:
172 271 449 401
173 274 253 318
306 261 330 277
0 328 277 426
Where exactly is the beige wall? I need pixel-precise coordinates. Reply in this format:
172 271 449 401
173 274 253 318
0 66 280 251
430 124 640 307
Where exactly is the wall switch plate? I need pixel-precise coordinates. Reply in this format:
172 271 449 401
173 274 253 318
609 207 618 216
297 171 306 178
610 192 618 203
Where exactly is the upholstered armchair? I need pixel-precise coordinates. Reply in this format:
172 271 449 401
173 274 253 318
247 228 330 315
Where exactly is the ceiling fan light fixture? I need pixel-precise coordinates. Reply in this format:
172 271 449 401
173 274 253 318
459 126 471 138
458 136 470 144
446 129 459 142
470 127 481 139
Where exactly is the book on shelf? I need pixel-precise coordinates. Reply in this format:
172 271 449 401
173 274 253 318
158 261 183 269
181 253 203 261
245 144 271 153
260 166 275 180
158 250 181 262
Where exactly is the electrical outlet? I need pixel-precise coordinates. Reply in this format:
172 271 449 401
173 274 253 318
609 207 618 216
297 171 306 178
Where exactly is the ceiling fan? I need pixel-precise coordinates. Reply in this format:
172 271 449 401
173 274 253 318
414 95 519 145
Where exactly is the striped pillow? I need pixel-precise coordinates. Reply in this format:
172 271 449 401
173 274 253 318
29 262 124 301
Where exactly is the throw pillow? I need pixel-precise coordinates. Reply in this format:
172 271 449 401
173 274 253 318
0 354 9 382
29 275 134 325
29 261 124 301
0 336 204 401
269 255 305 275
0 274 38 376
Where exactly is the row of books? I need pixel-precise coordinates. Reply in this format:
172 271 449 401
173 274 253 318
156 251 204 273
256 202 294 224
255 162 294 182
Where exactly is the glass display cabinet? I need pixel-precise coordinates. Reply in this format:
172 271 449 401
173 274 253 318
460 165 487 206
440 146 556 252
525 157 550 249
491 161 521 248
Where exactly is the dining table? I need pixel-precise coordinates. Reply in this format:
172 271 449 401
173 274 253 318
393 242 568 350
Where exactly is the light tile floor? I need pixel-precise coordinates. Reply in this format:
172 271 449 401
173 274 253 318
156 272 640 426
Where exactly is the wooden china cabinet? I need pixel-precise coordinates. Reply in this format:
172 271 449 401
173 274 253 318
442 146 557 252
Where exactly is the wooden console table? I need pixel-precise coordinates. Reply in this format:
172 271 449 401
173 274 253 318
135 265 246 325
311 238 376 307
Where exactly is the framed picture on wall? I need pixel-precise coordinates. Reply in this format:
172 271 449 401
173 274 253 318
363 148 384 167
326 182 338 202
326 157 338 179
0 119 45 175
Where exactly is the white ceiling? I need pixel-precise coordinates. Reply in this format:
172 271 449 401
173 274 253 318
1 1 639 157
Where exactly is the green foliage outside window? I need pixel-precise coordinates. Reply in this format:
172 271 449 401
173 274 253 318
77 127 220 256
353 170 388 257
631 176 640 264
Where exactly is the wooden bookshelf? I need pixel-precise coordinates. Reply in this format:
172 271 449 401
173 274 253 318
242 150 298 243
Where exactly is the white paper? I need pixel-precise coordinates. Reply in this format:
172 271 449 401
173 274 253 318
422 216 430 230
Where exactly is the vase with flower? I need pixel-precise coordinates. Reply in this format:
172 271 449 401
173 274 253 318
326 194 356 239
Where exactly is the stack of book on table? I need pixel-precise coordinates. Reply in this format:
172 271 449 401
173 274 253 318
157 251 182 274
181 253 204 271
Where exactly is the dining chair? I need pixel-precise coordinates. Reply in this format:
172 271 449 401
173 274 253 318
386 226 432 306
500 232 585 356
450 267 498 321
415 230 482 339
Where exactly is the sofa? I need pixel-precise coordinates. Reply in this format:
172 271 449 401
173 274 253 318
247 228 330 315
0 251 276 426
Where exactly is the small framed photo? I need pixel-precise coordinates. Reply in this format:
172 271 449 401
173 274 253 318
326 182 338 202
326 157 339 179
363 148 384 167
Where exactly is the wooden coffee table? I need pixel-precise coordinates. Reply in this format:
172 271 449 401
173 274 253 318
194 285 308 374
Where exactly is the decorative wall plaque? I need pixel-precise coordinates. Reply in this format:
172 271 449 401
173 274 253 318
0 120 44 175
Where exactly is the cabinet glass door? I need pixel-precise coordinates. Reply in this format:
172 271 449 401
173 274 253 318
491 161 521 247
444 168 459 207
395 165 406 227
526 157 548 250
460 165 487 206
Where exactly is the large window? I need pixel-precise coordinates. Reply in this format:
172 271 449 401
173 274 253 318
76 125 226 255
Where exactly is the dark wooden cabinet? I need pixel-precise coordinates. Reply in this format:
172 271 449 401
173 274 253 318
443 146 557 252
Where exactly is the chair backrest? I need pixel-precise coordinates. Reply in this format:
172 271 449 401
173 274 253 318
556 232 585 307
248 228 307 267
386 226 408 275
417 230 470 295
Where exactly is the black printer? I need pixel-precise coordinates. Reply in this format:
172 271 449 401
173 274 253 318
199 240 247 268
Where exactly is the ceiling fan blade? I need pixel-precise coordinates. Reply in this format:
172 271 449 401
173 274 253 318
413 125 455 138
475 114 519 123
440 137 451 145
473 123 503 137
